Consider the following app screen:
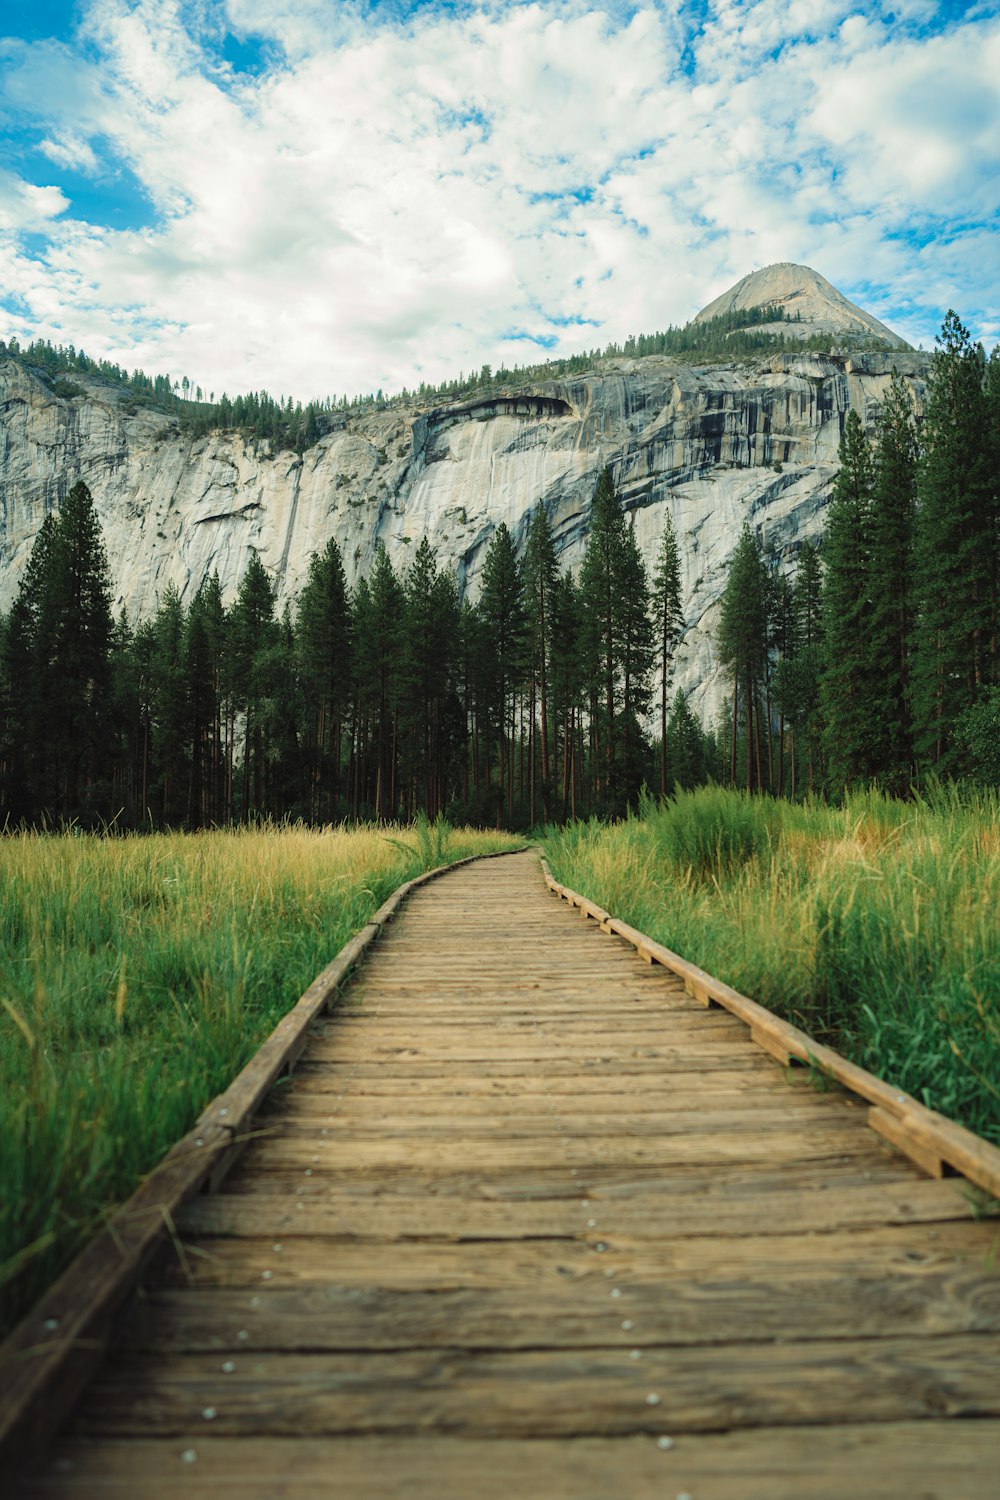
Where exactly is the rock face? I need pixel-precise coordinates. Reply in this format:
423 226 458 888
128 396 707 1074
0 267 929 727
695 262 912 351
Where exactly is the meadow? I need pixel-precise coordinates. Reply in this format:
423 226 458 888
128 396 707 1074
545 784 1000 1150
0 820 521 1339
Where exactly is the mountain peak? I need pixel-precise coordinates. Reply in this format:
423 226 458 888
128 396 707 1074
694 262 911 351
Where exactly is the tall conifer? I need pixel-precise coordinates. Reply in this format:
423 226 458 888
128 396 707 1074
617 519 655 803
478 522 527 823
717 525 769 790
401 539 458 818
0 514 57 816
523 503 558 821
356 545 403 819
230 552 277 819
43 482 114 815
911 312 995 772
867 373 919 788
549 571 583 820
296 538 353 819
578 467 654 809
651 510 684 794
821 410 877 788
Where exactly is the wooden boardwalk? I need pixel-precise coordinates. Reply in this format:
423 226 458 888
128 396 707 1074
25 850 1000 1497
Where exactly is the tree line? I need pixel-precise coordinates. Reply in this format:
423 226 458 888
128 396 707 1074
718 311 1000 795
1 308 996 829
0 467 702 829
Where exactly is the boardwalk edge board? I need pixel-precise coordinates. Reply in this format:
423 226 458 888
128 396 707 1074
0 845 526 1484
539 857 1000 1202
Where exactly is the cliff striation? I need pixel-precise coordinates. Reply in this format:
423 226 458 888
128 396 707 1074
0 267 928 724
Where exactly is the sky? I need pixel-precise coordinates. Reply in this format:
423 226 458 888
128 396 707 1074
0 0 997 403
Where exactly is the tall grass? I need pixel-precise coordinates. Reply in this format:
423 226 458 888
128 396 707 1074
545 784 1000 1147
0 822 520 1338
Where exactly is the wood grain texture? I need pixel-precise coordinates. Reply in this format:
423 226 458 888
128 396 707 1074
25 1425 1000 1500
18 848 1000 1497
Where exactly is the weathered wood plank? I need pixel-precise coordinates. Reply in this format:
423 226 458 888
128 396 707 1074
303 1039 763 1063
271 1092 857 1125
279 1066 788 1097
157 1220 999 1291
235 1123 870 1173
265 1103 864 1136
175 1176 977 1241
75 1335 1000 1436
118 1257 1000 1352
25 1425 1000 1500
293 1055 776 1078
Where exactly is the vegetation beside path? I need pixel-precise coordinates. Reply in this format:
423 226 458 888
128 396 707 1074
0 821 521 1340
545 785 1000 1150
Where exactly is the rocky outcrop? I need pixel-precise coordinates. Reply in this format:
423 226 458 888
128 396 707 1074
0 266 933 724
0 345 929 727
695 262 912 351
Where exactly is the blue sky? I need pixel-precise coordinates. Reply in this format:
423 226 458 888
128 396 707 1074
0 1 997 400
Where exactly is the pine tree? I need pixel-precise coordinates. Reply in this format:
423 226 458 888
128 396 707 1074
867 373 919 789
651 510 684 794
400 539 458 818
296 538 353 819
766 570 793 794
478 523 528 824
795 539 825 792
354 546 403 819
773 540 825 796
183 577 227 826
230 552 278 820
665 688 705 789
0 514 57 817
523 503 559 822
549 571 583 820
987 345 1000 681
821 409 877 788
617 519 655 804
579 468 621 804
349 574 375 816
717 525 769 791
261 602 304 817
578 467 653 810
457 598 490 817
150 584 188 824
911 311 995 772
43 481 115 816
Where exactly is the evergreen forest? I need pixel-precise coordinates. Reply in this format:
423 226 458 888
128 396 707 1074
1 309 998 829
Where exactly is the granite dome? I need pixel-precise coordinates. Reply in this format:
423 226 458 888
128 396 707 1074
694 263 911 351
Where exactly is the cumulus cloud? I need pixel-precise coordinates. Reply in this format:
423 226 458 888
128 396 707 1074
0 170 69 233
38 135 102 174
0 0 996 398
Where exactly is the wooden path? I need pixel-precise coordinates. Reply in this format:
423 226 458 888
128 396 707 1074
24 850 1000 1497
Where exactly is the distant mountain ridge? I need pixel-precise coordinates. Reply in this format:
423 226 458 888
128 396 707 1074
694 263 911 352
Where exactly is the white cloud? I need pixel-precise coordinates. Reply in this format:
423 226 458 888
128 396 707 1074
0 171 69 232
38 135 101 174
0 1 997 399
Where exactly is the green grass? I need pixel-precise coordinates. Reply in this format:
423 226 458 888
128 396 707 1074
0 820 521 1339
544 784 1000 1148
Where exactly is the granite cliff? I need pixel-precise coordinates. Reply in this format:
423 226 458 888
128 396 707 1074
0 266 927 724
